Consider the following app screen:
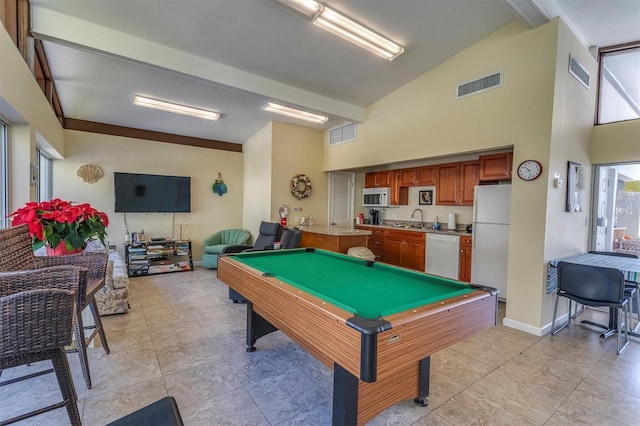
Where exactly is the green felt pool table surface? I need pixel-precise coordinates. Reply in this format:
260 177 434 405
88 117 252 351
230 248 474 319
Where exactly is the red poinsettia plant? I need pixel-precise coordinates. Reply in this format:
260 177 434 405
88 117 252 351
10 198 109 253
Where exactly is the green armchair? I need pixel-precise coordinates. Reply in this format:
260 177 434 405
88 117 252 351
202 228 251 269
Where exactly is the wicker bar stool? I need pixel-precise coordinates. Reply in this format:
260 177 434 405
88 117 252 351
0 266 83 425
0 224 110 389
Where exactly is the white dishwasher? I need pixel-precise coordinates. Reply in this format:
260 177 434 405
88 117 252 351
425 233 460 280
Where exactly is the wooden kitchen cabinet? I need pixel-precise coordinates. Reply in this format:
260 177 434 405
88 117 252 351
459 160 479 205
365 171 392 188
357 226 386 261
459 235 472 282
355 226 426 271
479 152 512 181
383 229 426 271
299 231 368 254
436 161 478 206
436 162 460 205
399 166 436 186
390 171 408 205
416 166 436 185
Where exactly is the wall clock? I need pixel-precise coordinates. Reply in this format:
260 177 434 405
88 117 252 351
516 160 542 181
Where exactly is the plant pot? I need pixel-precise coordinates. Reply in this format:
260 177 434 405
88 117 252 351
45 241 83 256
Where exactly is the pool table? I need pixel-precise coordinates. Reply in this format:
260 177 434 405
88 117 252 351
218 248 498 425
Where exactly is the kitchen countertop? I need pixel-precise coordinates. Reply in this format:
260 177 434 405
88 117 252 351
356 224 472 237
297 225 372 236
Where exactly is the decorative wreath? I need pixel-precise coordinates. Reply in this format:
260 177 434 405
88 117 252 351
291 174 312 200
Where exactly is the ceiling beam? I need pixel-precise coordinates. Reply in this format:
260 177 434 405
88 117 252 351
64 118 243 152
30 6 365 123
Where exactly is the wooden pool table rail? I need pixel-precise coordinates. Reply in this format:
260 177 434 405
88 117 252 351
218 253 498 425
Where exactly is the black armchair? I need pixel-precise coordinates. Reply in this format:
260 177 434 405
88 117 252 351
223 221 281 254
551 261 629 354
280 227 302 249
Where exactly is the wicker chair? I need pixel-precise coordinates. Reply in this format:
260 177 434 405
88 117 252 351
0 265 83 425
0 224 110 389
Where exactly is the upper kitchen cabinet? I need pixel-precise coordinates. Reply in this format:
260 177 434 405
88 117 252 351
365 171 392 188
390 171 409 205
436 161 479 206
435 163 460 205
459 161 479 205
399 166 436 187
479 152 512 181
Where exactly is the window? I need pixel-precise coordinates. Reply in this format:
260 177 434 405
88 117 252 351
591 163 640 254
36 146 53 202
0 120 7 229
597 43 640 125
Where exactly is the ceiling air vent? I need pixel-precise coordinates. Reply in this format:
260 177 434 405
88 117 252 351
457 71 503 99
569 55 590 90
329 122 356 146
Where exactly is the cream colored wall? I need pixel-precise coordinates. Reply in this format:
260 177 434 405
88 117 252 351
325 19 562 332
271 122 326 226
532 20 598 330
1 26 64 212
242 123 273 239
323 20 546 171
56 130 243 261
590 120 640 163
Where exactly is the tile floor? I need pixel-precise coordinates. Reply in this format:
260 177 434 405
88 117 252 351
2 266 640 425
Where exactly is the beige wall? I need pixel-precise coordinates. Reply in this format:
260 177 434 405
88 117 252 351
325 19 564 332
242 123 273 238
56 130 244 261
323 20 547 171
534 19 598 330
323 17 614 333
271 122 326 226
590 120 640 163
1 26 64 212
242 121 325 237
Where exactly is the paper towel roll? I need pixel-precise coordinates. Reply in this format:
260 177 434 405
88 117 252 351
448 212 456 230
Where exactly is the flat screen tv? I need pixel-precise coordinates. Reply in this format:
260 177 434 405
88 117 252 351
114 172 191 213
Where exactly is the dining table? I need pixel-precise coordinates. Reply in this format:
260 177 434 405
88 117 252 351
547 252 640 340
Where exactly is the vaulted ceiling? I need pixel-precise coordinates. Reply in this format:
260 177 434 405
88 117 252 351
29 0 640 146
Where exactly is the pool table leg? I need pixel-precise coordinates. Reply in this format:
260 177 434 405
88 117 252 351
246 302 279 352
332 363 358 426
414 356 430 407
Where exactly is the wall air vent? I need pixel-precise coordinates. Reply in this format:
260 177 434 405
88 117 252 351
456 71 503 99
329 122 356 146
569 55 590 90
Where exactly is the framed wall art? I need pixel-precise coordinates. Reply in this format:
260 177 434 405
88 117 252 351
419 190 433 205
566 161 583 213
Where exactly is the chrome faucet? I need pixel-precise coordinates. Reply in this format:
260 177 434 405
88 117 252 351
411 208 424 225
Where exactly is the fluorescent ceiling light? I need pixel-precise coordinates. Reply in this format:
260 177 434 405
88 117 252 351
263 102 329 124
278 0 322 17
278 0 404 61
133 95 220 121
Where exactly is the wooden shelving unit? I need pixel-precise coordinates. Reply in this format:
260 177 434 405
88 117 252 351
125 240 193 277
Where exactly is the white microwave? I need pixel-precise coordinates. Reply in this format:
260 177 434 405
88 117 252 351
363 187 390 207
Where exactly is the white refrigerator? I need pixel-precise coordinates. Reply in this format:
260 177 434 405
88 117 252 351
471 184 511 300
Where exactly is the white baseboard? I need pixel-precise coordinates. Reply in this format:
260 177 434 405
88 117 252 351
502 313 570 337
